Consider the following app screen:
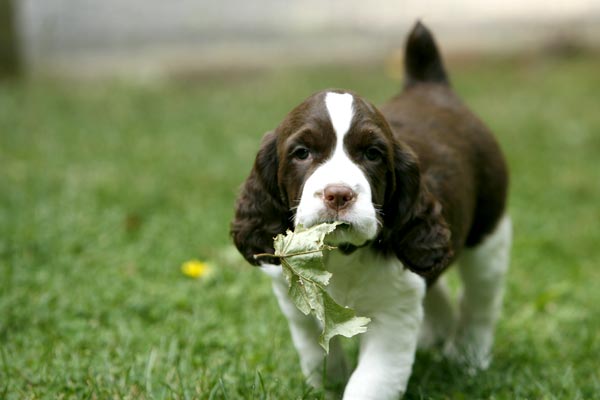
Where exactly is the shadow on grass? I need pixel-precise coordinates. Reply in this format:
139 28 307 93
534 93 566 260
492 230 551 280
406 350 493 400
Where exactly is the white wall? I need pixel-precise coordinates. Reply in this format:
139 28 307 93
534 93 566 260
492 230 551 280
17 0 600 77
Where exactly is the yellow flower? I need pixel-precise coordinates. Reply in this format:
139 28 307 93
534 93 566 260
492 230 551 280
181 259 211 279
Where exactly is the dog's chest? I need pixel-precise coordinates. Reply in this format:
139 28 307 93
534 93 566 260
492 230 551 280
324 249 423 316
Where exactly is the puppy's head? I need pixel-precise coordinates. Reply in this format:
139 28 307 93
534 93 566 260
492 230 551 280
277 90 419 247
232 90 451 276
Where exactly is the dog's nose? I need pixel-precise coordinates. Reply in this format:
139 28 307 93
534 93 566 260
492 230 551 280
323 184 356 211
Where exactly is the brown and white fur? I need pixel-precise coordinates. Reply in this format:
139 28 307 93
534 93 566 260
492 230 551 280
231 22 511 399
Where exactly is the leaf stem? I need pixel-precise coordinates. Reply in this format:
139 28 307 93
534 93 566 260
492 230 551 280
253 246 337 260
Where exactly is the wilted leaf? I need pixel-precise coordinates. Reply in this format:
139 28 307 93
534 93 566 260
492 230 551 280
271 222 371 353
319 291 370 350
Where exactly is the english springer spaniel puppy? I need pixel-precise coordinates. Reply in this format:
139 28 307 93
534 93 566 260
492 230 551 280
232 22 510 399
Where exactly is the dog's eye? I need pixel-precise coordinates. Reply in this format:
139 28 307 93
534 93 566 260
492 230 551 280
291 147 311 161
364 147 383 162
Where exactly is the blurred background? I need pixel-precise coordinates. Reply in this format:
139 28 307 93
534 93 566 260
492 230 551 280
1 1 600 398
2 0 600 79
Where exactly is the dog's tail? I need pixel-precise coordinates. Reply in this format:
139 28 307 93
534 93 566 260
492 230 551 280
404 21 449 87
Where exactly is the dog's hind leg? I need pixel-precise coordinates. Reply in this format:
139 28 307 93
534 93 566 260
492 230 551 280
446 215 512 371
419 276 457 350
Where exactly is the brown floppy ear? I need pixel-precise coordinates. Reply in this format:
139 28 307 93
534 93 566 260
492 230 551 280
379 142 453 278
394 187 453 278
231 131 292 266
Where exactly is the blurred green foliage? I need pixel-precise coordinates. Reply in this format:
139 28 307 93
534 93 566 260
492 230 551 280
1 54 599 398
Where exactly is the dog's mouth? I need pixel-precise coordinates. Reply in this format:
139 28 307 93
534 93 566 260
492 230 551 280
322 220 373 249
302 218 352 232
296 209 378 248
313 220 353 235
327 220 351 230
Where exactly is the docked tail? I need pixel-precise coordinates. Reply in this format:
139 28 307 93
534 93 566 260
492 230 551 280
404 21 449 87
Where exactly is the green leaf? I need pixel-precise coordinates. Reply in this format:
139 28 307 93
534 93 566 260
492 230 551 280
272 222 371 353
319 292 371 350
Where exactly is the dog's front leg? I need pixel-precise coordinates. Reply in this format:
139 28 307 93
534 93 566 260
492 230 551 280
262 265 348 390
343 275 425 400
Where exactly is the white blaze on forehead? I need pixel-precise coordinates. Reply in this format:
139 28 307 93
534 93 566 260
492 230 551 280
325 92 354 142
293 90 378 245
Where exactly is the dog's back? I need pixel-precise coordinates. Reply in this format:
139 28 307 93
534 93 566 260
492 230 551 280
380 22 508 264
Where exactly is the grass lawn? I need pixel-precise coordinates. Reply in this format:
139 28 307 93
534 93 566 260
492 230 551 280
1 53 600 399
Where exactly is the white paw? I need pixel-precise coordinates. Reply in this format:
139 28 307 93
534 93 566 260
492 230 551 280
444 324 494 374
